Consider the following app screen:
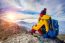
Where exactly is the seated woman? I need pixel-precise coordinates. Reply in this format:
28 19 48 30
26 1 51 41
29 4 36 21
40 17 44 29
31 8 52 35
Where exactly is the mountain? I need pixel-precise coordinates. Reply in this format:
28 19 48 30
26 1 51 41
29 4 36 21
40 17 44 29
17 20 65 34
0 19 65 43
0 19 28 40
0 19 40 43
16 21 36 31
58 21 65 34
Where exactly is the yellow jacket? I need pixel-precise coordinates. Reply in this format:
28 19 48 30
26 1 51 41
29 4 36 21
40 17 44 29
32 15 51 32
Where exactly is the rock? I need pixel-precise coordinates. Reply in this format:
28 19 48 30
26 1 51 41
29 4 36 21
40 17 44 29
2 33 39 43
0 19 65 43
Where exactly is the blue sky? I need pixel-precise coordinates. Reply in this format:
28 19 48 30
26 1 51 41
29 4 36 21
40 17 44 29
0 0 65 34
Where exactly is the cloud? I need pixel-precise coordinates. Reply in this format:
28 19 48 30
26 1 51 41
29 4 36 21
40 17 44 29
1 0 65 34
17 10 39 15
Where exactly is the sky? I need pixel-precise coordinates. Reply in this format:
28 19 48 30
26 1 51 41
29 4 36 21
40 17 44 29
0 0 65 34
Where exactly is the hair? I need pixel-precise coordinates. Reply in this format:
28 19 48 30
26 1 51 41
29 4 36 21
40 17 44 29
40 8 47 15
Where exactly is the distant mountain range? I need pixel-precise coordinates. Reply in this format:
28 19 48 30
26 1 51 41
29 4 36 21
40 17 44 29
16 21 36 31
58 21 65 34
16 20 65 34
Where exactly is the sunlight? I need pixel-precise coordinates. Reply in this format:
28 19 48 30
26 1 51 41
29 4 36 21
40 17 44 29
6 14 15 21
2 12 17 22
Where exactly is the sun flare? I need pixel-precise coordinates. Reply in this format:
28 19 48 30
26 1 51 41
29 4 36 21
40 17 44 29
6 14 15 20
1 12 17 22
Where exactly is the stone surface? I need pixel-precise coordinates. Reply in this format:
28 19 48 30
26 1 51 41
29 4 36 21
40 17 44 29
0 19 65 43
